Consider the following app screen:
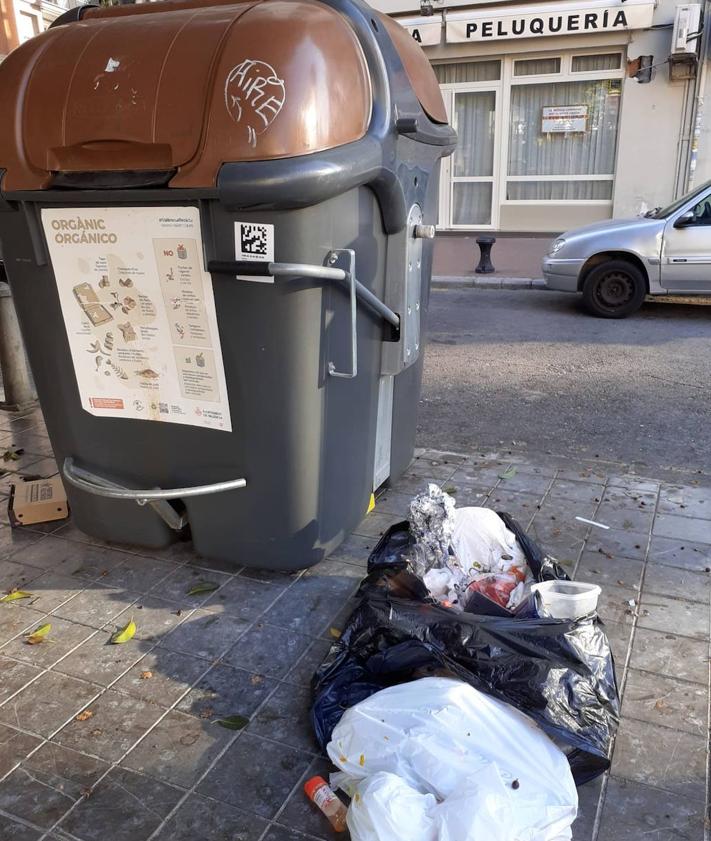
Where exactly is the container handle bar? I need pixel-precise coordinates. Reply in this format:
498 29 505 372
207 259 400 330
62 458 247 530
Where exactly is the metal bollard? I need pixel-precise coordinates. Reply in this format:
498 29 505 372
0 274 38 411
475 236 496 274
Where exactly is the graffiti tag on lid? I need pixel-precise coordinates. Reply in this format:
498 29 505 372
224 60 286 148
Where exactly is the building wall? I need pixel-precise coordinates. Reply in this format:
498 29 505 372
374 0 711 232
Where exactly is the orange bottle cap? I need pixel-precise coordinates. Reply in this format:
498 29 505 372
304 775 329 800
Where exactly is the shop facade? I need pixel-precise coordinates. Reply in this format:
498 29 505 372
373 0 711 233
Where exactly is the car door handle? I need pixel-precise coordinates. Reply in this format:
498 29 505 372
670 258 688 263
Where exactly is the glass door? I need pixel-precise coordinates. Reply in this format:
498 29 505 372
450 90 497 227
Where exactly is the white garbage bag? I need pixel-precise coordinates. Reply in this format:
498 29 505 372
327 677 578 841
452 506 527 576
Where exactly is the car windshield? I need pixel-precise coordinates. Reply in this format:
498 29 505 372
649 180 711 219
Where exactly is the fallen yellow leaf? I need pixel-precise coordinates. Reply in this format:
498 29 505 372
76 710 94 722
140 671 153 680
110 618 136 644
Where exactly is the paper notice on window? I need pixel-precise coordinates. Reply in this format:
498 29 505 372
41 206 232 431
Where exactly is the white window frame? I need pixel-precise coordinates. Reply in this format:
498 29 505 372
436 50 625 230
437 60 503 230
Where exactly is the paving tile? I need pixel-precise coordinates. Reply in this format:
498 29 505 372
570 773 602 841
202 577 287 621
1 615 96 670
0 671 98 738
53 628 145 686
0 657 43 705
406 457 458 481
261 826 325 841
606 475 660 494
109 595 187 643
248 683 319 753
176 662 276 722
0 724 42 778
0 527 46 558
113 649 208 706
52 583 139 629
284 639 333 688
653 514 711 544
529 502 591 539
5 537 123 577
548 479 604 505
370 490 413 519
596 586 637 627
484 490 540 527
353 511 403 540
629 628 709 685
0 604 42 646
263 562 361 636
611 717 706 800
0 560 44 592
642 562 711 603
658 483 711 520
555 465 607 483
53 689 165 762
600 486 657 508
149 565 231 606
276 755 337 839
237 565 302 584
318 596 359 640
637 593 709 640
223 623 313 679
58 767 183 841
441 484 491 507
12 572 83 615
0 815 43 841
584 529 648 562
158 606 251 660
602 621 634 667
152 794 269 841
445 465 503 489
197 733 312 819
621 669 706 736
393 472 455 497
593 504 654 533
491 470 553 495
647 535 711 572
575 552 643 592
122 709 234 789
596 776 704 840
0 743 108 829
100 555 176 593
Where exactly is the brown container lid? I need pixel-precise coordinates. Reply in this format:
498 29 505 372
0 0 374 190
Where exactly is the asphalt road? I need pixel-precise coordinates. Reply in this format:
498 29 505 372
418 288 711 473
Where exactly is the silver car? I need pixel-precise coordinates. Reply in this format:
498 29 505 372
542 179 711 318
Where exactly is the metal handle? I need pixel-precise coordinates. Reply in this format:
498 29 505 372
207 259 400 329
63 458 247 530
326 250 357 379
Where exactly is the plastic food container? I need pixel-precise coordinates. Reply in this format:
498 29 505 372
531 580 601 619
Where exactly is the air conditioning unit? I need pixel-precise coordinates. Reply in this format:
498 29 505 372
671 4 702 54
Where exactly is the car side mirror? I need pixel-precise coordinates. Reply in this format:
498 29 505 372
675 210 695 228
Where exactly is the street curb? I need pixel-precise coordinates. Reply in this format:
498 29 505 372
432 276 547 290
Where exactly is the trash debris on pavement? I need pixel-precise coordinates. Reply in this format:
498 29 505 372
575 516 610 530
312 498 619 785
328 677 578 841
8 475 68 527
304 775 348 833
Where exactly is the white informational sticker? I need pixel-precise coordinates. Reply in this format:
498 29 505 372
541 104 588 133
234 221 274 283
41 206 232 431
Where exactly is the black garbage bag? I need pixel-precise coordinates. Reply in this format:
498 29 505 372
311 514 619 786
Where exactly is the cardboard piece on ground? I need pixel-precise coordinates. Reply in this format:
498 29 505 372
8 476 69 527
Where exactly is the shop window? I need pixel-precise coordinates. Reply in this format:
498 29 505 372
572 53 622 72
507 79 619 200
433 60 501 84
506 180 613 200
513 57 561 76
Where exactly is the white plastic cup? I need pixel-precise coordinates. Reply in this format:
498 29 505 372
531 580 601 619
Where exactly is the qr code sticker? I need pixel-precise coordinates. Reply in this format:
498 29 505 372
235 221 274 263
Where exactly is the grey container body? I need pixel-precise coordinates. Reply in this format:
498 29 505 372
0 0 455 570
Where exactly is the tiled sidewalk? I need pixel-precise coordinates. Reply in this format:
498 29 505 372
0 409 707 841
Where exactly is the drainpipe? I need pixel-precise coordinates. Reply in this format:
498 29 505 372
687 0 711 191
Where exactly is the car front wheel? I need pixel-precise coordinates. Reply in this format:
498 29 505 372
581 260 647 318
